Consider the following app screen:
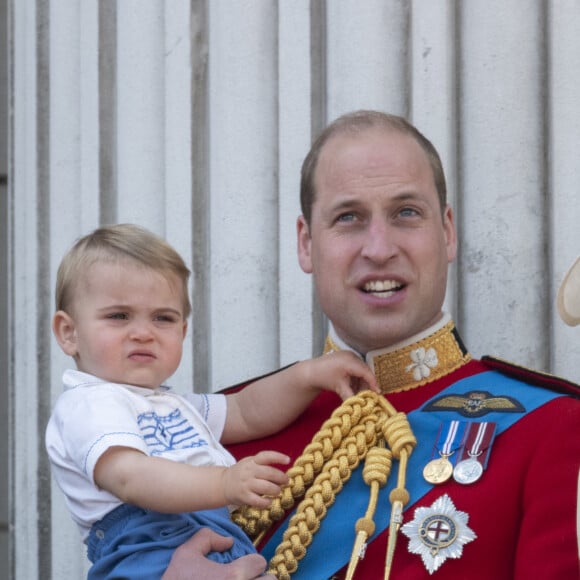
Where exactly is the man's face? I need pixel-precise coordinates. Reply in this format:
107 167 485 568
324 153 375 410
297 127 457 353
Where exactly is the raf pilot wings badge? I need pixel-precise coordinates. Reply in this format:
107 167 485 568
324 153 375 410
422 390 525 418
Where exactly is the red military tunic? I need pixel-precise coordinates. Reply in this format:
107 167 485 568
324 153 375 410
226 320 580 579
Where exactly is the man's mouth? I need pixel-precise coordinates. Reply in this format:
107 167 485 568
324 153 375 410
362 280 403 297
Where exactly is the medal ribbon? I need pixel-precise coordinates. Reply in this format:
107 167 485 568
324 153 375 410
457 421 496 468
434 420 467 462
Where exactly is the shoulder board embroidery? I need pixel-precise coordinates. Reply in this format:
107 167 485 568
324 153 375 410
482 355 580 399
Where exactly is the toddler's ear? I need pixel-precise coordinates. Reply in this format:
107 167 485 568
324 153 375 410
52 310 78 356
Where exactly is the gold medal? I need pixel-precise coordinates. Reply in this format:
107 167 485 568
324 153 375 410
424 420 466 484
423 456 453 484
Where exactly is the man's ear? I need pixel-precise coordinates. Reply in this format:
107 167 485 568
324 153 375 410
52 310 78 356
297 215 313 274
443 205 457 263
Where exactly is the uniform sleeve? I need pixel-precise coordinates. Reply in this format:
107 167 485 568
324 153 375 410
47 386 149 484
515 397 580 578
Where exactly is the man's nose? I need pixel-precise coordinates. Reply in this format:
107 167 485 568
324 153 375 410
360 218 398 263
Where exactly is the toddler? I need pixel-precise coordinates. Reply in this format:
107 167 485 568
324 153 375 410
46 223 378 579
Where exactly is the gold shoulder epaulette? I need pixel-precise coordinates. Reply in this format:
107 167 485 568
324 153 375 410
481 355 580 399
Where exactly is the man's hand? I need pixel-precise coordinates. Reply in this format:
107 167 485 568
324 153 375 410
162 528 270 580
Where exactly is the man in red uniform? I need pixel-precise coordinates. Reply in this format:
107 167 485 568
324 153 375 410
164 111 580 579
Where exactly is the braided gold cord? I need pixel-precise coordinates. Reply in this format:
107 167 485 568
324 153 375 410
267 451 356 578
267 417 381 579
232 394 378 538
232 391 416 580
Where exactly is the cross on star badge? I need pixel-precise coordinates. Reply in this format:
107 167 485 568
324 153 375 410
401 494 476 573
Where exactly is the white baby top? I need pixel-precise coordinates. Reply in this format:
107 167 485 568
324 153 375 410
46 369 235 540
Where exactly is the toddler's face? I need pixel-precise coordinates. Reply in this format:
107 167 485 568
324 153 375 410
62 260 187 389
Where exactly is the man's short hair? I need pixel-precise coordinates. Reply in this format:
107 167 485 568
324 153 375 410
300 110 447 224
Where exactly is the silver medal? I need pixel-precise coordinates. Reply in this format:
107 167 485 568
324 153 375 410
453 457 483 485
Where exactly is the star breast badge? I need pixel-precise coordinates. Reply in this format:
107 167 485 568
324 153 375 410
401 494 476 574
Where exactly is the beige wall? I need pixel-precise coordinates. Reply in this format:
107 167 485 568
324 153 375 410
1 0 9 577
7 0 580 578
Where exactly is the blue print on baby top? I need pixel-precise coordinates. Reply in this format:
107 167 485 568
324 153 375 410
138 408 208 454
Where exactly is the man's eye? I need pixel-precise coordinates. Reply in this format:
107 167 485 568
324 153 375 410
336 212 357 223
399 207 419 218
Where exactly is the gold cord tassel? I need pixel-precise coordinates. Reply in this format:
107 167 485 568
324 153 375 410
381 412 416 579
345 442 392 580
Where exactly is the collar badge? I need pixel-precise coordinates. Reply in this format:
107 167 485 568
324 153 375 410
401 494 476 574
406 346 439 380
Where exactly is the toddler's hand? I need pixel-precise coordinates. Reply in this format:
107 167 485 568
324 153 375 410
223 450 290 508
305 350 379 400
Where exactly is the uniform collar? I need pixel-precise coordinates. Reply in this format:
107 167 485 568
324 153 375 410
324 314 471 394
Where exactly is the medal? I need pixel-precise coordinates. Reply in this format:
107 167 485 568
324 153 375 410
453 457 483 484
423 421 467 484
401 494 476 573
423 456 454 484
453 422 496 485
